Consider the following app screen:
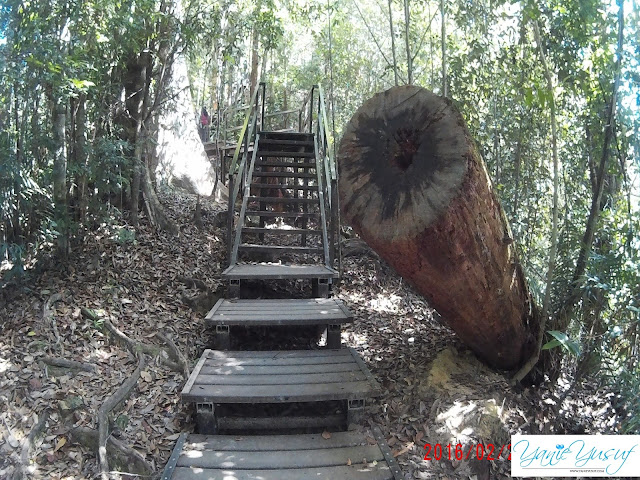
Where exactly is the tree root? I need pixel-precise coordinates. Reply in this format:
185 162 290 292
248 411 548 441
102 319 184 373
98 354 145 479
156 332 190 379
12 409 50 480
41 356 97 373
176 276 209 291
70 427 152 478
43 293 64 354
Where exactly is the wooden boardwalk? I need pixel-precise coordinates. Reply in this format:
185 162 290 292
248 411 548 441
162 430 402 480
162 85 401 480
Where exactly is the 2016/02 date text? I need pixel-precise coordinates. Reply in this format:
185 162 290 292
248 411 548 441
423 443 511 461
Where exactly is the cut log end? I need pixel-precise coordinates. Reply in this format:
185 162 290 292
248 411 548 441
339 86 469 243
338 86 538 370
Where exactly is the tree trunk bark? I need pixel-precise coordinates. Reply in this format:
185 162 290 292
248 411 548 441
440 0 447 97
338 86 539 370
52 99 69 258
74 93 89 222
403 0 412 84
387 0 399 86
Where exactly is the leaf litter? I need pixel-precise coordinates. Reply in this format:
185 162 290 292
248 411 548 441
0 187 621 479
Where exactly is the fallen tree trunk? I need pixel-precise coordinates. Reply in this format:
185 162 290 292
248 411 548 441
338 86 539 370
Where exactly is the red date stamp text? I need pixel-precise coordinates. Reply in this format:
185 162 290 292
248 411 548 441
423 443 511 461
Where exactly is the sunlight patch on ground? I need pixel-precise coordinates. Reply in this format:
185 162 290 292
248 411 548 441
368 292 403 313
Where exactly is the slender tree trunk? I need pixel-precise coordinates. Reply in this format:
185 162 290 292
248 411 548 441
512 136 522 219
440 0 447 97
52 99 69 257
388 0 399 86
403 0 412 84
74 93 89 222
13 86 22 241
555 1 624 331
513 20 561 383
125 53 148 227
249 0 262 96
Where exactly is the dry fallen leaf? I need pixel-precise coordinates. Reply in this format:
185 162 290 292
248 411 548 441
54 437 66 452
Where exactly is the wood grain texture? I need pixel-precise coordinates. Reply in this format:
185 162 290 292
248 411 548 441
338 86 539 369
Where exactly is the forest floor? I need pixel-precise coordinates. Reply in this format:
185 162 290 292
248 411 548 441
0 187 621 480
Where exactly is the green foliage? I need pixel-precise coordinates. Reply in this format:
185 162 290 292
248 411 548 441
542 330 581 356
113 227 136 246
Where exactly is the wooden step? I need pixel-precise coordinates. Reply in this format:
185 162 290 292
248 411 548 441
259 138 314 147
162 430 402 480
247 196 318 204
259 150 316 158
222 263 337 280
205 298 353 327
256 161 316 168
238 244 323 254
182 349 380 404
242 227 322 235
251 183 318 191
259 131 314 141
245 210 318 218
253 171 316 178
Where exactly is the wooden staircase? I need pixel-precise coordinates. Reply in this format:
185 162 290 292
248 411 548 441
162 84 401 480
223 129 338 299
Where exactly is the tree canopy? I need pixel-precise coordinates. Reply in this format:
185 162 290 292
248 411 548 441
1 0 639 430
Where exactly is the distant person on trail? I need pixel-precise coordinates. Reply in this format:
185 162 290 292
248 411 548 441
199 107 210 141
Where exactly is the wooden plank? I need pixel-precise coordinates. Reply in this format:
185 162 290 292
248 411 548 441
209 311 346 319
252 171 316 178
212 307 344 314
182 381 375 403
193 371 366 385
255 161 316 168
176 445 384 469
200 356 354 367
204 298 224 319
217 414 344 431
204 349 351 359
215 298 340 306
349 348 383 396
259 150 315 158
222 263 337 280
205 318 348 327
171 465 393 480
238 244 323 254
215 305 344 313
247 195 317 203
183 431 369 451
180 350 210 398
199 363 360 376
244 210 318 218
250 183 318 191
259 138 314 146
242 227 322 235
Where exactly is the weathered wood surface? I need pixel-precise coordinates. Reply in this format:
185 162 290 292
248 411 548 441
164 431 399 480
222 263 337 280
205 298 353 326
181 349 380 403
338 85 538 369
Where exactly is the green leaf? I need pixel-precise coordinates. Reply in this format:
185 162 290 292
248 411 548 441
542 330 581 356
70 79 95 90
